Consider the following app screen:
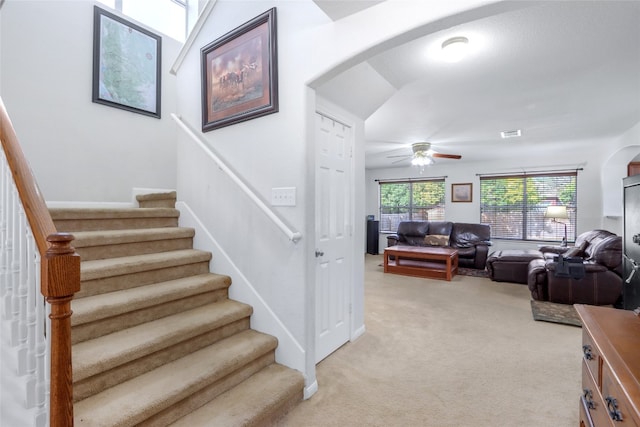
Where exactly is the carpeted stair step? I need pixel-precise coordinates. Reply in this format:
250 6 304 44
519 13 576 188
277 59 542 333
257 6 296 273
78 249 212 298
71 273 231 344
73 300 253 402
61 195 304 425
169 363 305 427
74 330 278 426
71 227 195 260
136 191 177 208
50 207 179 232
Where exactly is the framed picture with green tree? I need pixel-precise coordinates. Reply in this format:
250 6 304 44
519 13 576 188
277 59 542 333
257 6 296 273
92 6 161 118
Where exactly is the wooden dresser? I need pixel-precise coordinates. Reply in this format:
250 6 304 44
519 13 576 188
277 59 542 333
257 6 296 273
575 305 640 426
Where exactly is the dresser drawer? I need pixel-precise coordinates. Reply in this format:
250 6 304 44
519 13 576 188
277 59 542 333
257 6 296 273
602 363 640 426
582 328 601 384
583 361 615 426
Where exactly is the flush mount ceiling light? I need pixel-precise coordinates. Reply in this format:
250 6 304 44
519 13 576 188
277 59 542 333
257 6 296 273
441 36 469 62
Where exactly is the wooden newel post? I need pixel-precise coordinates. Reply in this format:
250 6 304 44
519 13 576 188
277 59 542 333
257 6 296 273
43 233 81 427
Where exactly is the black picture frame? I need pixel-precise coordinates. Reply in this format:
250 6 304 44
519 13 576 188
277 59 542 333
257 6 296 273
201 8 278 132
92 6 161 118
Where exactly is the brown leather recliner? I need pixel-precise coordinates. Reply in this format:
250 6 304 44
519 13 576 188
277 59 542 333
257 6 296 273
527 230 623 306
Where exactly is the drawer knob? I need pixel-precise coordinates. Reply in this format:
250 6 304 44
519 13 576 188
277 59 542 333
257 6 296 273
605 396 623 422
582 344 594 360
583 389 596 409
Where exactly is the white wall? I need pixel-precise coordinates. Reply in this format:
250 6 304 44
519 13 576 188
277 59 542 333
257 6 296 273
601 121 640 226
173 0 333 391
171 0 500 390
366 135 629 253
0 0 181 202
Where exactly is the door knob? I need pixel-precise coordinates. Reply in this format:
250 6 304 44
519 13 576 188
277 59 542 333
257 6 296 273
315 250 324 257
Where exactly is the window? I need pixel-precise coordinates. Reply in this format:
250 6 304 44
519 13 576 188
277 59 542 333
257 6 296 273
97 0 189 41
480 172 577 242
379 179 445 232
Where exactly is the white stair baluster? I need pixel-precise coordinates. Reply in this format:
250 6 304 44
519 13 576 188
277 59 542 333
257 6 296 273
0 147 52 426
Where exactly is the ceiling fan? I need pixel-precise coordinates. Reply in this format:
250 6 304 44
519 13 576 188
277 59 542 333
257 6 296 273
387 142 462 166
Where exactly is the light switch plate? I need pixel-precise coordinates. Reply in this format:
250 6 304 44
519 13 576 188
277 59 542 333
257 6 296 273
271 187 296 206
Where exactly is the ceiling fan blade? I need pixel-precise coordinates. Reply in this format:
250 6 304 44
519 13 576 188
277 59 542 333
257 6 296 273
386 154 412 158
432 153 462 159
391 157 410 164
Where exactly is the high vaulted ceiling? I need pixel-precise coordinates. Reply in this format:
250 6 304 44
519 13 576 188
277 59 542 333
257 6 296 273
314 1 640 169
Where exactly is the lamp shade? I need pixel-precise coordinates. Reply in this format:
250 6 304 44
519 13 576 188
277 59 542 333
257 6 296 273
544 205 568 219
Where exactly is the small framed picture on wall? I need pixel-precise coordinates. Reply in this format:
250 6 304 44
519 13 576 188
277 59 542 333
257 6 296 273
452 183 473 202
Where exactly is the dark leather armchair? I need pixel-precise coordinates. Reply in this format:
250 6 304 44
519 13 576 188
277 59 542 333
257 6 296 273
527 230 623 305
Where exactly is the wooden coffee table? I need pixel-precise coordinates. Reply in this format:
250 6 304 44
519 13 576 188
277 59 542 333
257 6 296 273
384 245 458 281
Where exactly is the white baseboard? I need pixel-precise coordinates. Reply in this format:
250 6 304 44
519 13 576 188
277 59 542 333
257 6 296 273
176 201 307 375
304 379 318 400
352 324 366 341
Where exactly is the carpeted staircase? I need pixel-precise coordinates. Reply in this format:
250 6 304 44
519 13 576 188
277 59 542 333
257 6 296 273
49 192 304 426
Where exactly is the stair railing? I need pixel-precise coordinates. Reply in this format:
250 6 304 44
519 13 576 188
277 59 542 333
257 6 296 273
0 97 80 427
171 113 302 243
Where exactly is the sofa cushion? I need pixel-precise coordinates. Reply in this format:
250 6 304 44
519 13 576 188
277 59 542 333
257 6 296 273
451 222 491 248
397 221 429 246
423 234 449 246
577 230 615 255
588 235 622 269
427 221 453 236
455 246 476 258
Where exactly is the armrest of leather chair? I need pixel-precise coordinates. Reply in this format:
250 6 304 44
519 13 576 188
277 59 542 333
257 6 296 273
472 244 490 269
538 245 570 255
387 234 399 247
528 258 548 301
545 260 608 274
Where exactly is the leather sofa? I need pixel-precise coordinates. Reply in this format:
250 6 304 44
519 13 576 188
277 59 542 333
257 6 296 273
527 229 623 306
386 221 492 269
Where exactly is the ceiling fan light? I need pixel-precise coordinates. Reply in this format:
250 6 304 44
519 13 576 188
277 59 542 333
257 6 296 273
411 155 433 167
441 36 469 62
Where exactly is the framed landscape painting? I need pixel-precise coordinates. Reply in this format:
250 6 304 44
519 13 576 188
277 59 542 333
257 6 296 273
452 183 473 202
92 6 161 118
201 8 278 132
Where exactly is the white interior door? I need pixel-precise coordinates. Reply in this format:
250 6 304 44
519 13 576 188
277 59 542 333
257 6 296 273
315 112 352 363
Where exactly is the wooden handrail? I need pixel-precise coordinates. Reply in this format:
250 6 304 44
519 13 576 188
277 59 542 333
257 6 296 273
0 99 55 251
0 97 79 427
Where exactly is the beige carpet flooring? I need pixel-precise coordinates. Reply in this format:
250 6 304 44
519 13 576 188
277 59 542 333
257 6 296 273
278 254 581 427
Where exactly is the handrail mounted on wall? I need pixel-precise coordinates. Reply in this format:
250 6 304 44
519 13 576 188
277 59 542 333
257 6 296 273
171 113 302 243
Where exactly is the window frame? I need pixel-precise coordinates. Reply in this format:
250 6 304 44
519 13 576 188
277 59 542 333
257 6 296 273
378 178 445 233
98 0 190 41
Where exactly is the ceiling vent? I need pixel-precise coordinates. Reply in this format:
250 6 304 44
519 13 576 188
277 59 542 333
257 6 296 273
501 129 522 139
